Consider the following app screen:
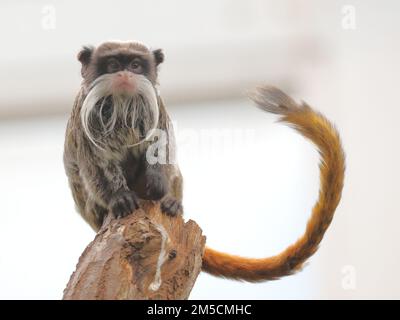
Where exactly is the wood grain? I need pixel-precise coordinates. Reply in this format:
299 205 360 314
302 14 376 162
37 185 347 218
63 201 206 300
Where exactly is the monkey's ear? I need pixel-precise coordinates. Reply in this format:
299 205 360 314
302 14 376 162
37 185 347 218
77 46 94 65
152 49 164 66
77 46 94 77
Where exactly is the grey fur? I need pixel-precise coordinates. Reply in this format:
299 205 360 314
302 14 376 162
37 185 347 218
248 85 299 115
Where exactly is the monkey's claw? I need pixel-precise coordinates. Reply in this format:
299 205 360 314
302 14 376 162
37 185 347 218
110 190 139 218
161 196 183 217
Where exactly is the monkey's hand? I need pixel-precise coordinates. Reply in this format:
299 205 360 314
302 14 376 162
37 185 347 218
109 190 139 218
161 196 183 217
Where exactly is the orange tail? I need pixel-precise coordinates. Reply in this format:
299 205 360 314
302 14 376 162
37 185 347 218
202 86 345 282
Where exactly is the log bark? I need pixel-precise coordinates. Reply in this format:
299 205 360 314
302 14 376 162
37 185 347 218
63 201 206 300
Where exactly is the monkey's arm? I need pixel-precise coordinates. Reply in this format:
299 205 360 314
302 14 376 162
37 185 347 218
202 86 345 282
135 157 183 216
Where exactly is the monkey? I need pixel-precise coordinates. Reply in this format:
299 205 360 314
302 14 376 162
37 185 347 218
64 40 345 282
63 41 183 231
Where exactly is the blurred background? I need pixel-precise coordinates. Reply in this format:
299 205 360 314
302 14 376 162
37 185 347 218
0 0 399 299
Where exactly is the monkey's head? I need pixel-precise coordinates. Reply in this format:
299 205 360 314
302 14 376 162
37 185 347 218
77 41 164 149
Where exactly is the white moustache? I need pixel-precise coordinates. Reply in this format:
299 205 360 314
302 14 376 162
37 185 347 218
80 73 159 149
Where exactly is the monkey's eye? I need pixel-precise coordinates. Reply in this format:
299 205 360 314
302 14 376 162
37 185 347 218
129 60 143 74
106 58 121 73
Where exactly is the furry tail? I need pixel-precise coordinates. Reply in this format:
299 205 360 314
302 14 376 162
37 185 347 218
202 86 345 282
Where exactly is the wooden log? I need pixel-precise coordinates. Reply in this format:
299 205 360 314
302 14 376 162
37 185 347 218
63 201 206 300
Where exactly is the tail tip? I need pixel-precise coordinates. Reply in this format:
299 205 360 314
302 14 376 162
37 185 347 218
248 85 299 115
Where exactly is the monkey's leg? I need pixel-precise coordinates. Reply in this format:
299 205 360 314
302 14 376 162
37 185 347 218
135 158 183 217
134 160 168 200
84 198 108 231
79 155 139 219
160 167 183 217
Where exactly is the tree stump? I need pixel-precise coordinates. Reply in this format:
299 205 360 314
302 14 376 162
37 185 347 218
63 201 206 300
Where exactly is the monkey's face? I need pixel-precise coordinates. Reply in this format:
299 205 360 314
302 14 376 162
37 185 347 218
77 41 164 149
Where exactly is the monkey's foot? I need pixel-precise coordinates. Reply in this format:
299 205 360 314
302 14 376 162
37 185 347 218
161 196 183 217
110 190 139 218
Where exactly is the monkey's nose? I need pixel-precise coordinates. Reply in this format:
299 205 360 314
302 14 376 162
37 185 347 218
113 71 136 93
116 71 133 79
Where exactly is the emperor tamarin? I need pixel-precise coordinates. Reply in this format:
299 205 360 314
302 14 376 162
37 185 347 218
64 40 345 283
64 41 182 231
